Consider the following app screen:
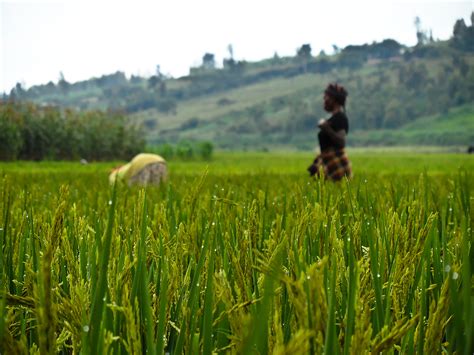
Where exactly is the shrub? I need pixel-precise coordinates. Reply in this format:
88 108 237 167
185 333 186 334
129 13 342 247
197 141 214 160
176 140 194 160
0 104 23 160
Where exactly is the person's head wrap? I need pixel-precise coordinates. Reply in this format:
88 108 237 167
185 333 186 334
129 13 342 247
324 83 348 106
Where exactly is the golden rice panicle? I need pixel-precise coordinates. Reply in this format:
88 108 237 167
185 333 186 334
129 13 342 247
273 329 314 355
247 198 260 250
102 329 119 354
272 293 285 349
60 279 88 350
225 235 251 304
36 187 68 354
371 315 419 354
351 221 362 260
281 274 309 327
358 254 375 304
349 259 372 355
281 258 328 352
391 211 436 320
55 328 72 353
121 288 142 355
423 278 450 354
60 218 80 285
213 268 248 342
350 300 372 354
328 211 345 306
1 308 28 355
308 259 330 347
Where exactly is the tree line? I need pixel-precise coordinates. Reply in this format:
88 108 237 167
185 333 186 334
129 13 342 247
0 101 145 161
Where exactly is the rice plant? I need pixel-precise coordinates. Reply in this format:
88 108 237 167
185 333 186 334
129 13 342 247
0 155 472 354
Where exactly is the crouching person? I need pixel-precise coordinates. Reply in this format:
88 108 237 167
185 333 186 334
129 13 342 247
109 153 168 186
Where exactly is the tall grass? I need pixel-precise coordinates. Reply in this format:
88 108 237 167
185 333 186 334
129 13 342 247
0 157 472 353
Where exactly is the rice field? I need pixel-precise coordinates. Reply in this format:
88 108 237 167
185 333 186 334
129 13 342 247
0 152 472 354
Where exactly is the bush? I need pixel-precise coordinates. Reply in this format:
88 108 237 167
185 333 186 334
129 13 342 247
148 141 214 161
176 140 194 160
197 141 214 160
153 143 175 160
0 104 23 160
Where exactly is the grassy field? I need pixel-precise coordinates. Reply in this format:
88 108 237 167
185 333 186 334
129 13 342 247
0 152 472 354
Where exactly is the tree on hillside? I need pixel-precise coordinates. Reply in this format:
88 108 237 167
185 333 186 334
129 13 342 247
9 83 26 100
148 65 167 95
148 75 160 89
45 81 57 95
452 55 469 76
453 18 468 40
202 53 216 70
384 98 407 128
286 98 318 133
338 49 365 69
130 75 144 84
398 63 430 92
271 52 281 66
223 44 237 70
297 44 312 72
297 44 312 58
451 15 474 51
247 104 265 125
428 29 435 43
414 16 428 46
94 71 128 88
58 71 70 96
372 39 403 59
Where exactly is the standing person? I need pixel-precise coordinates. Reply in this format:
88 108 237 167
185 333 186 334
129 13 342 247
307 83 352 181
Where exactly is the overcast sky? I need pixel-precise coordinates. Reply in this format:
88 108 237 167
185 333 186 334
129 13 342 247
1 0 472 93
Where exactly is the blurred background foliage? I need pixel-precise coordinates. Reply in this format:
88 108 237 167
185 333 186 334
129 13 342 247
2 13 474 156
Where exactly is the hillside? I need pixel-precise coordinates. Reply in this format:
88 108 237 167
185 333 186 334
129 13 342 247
350 104 474 147
7 15 474 149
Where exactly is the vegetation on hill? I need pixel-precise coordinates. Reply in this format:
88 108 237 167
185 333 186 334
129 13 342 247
4 12 474 150
350 104 474 147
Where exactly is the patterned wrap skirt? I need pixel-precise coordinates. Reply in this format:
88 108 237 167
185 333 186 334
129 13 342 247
128 162 168 186
308 148 352 181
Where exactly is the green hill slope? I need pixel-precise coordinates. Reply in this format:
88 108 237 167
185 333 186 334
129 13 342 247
350 104 474 147
135 51 474 149
8 24 474 149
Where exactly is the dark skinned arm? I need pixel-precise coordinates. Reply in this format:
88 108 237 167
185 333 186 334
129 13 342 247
318 120 346 147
